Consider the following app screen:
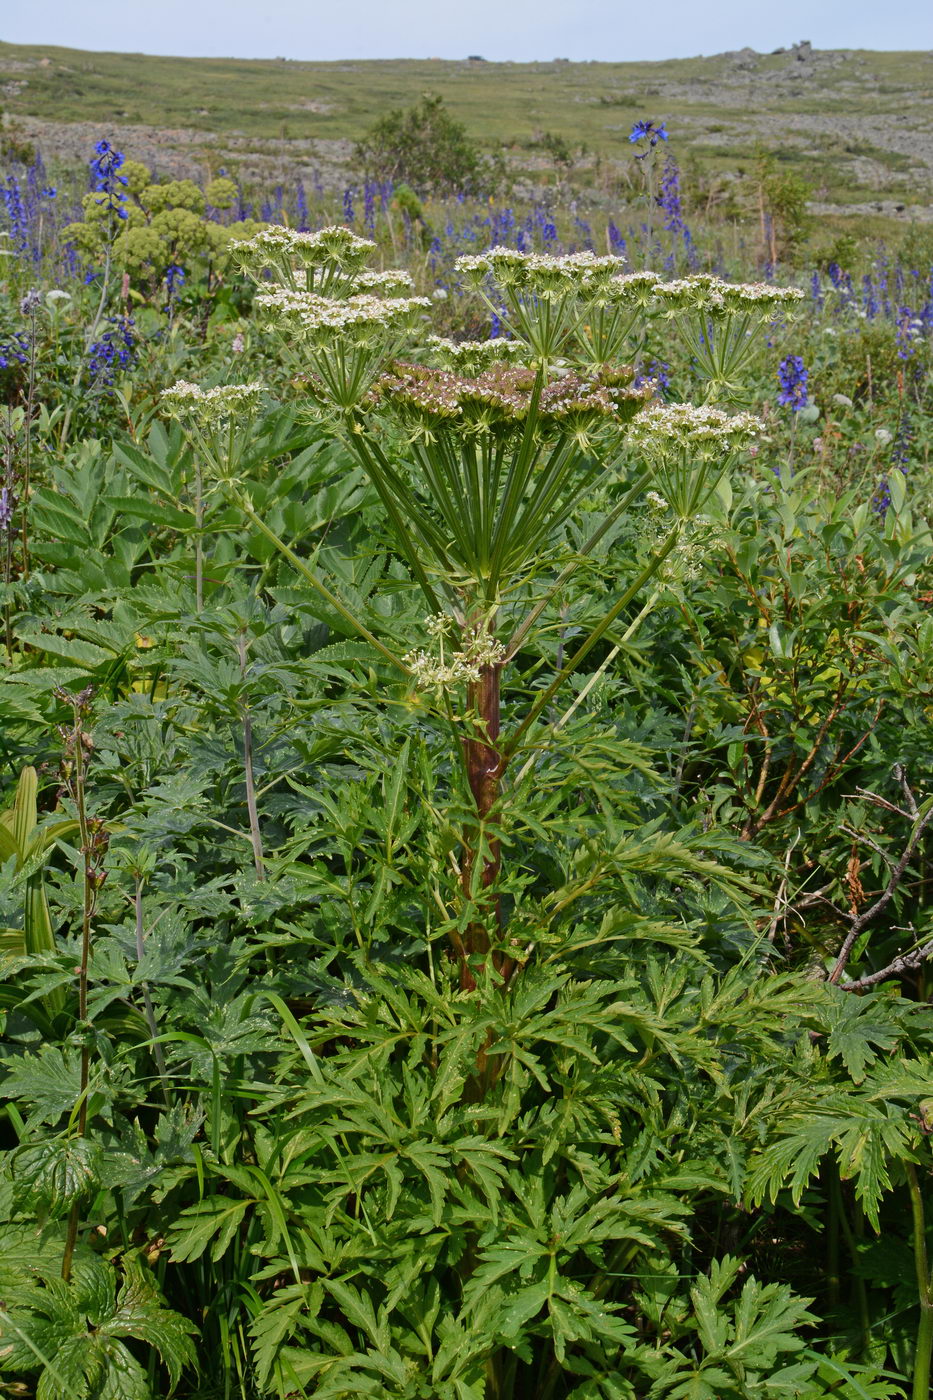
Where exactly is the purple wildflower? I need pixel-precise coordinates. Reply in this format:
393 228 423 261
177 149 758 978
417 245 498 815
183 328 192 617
777 355 808 411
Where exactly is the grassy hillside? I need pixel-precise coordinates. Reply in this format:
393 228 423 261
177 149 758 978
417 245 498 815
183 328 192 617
1 39 932 217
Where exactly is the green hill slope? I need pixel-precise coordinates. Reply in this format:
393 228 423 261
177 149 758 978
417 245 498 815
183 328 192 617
1 39 932 218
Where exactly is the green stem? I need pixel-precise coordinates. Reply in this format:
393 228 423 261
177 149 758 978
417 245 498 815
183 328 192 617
194 457 204 612
503 464 654 662
236 632 265 881
134 875 170 1101
223 481 409 674
826 1164 841 1311
907 1163 933 1400
505 526 681 759
60 238 113 450
346 427 447 612
513 588 661 785
459 659 504 988
61 708 95 1282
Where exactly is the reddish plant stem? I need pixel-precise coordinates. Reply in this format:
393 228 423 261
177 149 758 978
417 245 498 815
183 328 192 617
459 662 505 989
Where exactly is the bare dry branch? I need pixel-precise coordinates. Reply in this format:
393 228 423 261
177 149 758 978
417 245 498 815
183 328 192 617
830 792 933 986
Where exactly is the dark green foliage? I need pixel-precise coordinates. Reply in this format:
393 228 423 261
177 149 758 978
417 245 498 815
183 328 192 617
354 94 504 197
0 186 932 1400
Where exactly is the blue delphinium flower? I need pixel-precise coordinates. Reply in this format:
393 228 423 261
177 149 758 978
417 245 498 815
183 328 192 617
895 306 917 359
607 219 626 253
342 186 356 224
657 157 683 232
777 355 808 411
295 179 310 232
573 215 594 250
2 174 29 253
635 358 671 393
363 180 378 235
164 263 185 312
0 332 30 370
88 315 136 388
89 140 128 218
629 120 668 158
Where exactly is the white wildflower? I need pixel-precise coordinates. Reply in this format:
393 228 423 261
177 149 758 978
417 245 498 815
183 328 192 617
352 268 415 294
455 248 628 301
161 379 265 424
628 402 763 459
253 288 431 345
656 274 804 320
427 335 523 371
230 223 376 273
404 618 505 693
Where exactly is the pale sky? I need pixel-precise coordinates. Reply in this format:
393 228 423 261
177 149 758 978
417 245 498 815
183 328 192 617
2 0 932 62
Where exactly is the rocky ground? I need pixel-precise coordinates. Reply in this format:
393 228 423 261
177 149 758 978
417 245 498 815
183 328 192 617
2 41 932 219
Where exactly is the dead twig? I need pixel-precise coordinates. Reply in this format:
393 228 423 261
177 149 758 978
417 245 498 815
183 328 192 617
829 782 933 986
842 937 933 992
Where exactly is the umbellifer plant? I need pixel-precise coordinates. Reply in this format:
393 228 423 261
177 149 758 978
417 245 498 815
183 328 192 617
158 233 875 1400
165 231 795 989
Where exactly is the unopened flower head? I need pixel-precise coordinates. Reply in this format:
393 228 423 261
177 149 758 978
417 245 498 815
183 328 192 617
404 619 505 693
425 612 454 639
404 648 482 691
462 629 507 668
161 379 265 425
628 402 763 460
371 361 650 443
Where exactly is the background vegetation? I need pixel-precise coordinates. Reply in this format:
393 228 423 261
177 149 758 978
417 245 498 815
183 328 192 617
0 64 932 1399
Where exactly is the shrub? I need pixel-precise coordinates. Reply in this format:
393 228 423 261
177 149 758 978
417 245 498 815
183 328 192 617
354 93 505 198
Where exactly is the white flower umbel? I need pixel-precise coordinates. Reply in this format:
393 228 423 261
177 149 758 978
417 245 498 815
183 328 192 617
454 249 631 363
628 402 763 517
353 268 416 295
253 288 431 347
654 274 804 401
456 249 627 301
655 274 804 321
254 289 431 409
161 379 265 426
230 224 377 292
628 402 763 458
426 336 524 374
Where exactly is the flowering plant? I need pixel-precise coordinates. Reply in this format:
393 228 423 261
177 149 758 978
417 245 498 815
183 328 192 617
160 231 803 989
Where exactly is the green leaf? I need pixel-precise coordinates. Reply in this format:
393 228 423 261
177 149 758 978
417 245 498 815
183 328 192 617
166 1196 252 1264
